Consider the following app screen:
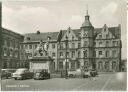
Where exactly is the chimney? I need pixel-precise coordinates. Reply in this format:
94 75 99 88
37 30 40 34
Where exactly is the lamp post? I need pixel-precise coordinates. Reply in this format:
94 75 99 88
65 35 68 79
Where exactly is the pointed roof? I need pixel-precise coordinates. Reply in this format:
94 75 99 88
81 8 92 27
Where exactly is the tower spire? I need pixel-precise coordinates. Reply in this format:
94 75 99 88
86 4 88 15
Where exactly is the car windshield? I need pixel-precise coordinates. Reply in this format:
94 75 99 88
15 69 26 73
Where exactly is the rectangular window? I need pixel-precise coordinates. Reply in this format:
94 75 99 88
106 41 109 47
71 51 75 58
93 51 96 57
52 44 55 49
106 34 109 39
35 44 37 49
112 62 116 69
29 45 32 49
65 62 69 69
71 62 75 70
52 52 55 57
3 49 7 56
99 42 102 47
105 62 109 70
112 50 116 57
113 41 117 46
99 35 102 39
60 43 63 49
78 51 81 58
99 51 102 55
72 43 75 48
59 62 63 69
25 45 28 49
66 52 69 58
21 45 23 49
84 41 88 47
78 43 81 48
60 52 63 57
106 51 109 57
94 42 96 46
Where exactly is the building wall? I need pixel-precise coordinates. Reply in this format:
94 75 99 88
20 41 58 70
57 25 121 72
2 28 24 69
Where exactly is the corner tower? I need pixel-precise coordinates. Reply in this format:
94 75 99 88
80 9 94 69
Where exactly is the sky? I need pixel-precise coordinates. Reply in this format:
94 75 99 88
2 0 127 59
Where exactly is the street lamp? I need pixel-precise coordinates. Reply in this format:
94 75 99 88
65 35 68 79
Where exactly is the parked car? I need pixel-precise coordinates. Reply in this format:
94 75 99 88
83 69 98 78
83 69 91 78
34 69 50 80
90 69 98 77
1 69 16 79
12 68 34 80
68 69 81 78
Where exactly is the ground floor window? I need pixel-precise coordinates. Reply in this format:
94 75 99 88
98 61 103 70
65 62 69 69
71 61 75 70
59 61 63 69
105 61 109 70
84 61 88 69
112 61 116 70
76 61 80 69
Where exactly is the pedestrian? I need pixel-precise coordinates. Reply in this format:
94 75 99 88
88 70 92 80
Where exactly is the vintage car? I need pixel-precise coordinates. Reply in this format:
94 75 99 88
83 69 98 78
12 68 34 80
1 69 16 79
34 69 50 80
68 69 81 78
90 69 98 77
83 69 91 78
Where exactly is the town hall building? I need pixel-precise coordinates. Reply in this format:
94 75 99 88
20 11 122 72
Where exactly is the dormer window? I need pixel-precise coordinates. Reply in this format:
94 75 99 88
27 37 30 40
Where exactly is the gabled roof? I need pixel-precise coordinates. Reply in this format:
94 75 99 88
93 26 120 38
24 32 59 42
61 29 81 38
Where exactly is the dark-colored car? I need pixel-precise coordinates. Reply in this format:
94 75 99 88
90 69 98 77
1 69 16 79
34 69 50 80
12 68 34 80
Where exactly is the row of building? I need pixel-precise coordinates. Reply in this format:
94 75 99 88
1 10 124 72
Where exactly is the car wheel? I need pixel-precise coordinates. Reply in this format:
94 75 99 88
69 74 74 78
14 78 17 80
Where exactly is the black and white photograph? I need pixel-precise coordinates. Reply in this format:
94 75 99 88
1 0 127 91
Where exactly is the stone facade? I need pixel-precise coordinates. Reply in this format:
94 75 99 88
1 28 24 69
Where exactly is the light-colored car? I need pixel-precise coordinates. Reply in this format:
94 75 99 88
12 68 34 80
83 70 91 78
68 69 81 78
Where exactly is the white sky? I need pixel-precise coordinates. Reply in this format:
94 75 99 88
2 0 127 59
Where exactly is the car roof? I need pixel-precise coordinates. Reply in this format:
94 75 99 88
17 68 28 70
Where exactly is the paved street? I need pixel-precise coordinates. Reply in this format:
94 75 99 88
1 72 127 91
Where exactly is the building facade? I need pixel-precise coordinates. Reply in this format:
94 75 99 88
2 28 24 69
20 12 122 72
20 31 59 70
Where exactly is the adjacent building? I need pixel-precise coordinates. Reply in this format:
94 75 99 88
1 28 24 69
20 31 59 70
22 12 122 72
